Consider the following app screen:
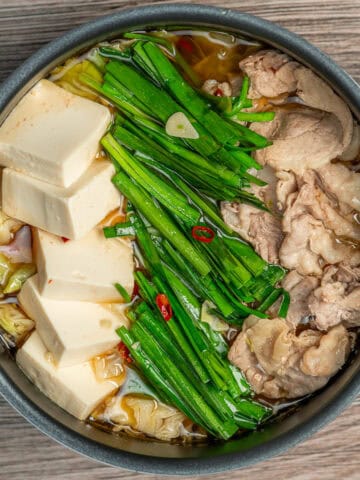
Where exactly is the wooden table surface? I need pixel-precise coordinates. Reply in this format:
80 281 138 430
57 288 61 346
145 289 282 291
0 1 359 479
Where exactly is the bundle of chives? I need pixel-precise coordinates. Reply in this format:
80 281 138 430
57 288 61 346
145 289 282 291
77 37 290 439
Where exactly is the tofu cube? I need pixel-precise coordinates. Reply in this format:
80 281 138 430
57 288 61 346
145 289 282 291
0 79 111 187
2 160 120 240
18 275 127 367
16 332 118 420
34 227 134 302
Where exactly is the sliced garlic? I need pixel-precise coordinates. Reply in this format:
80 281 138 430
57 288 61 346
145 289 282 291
165 112 199 139
201 300 229 333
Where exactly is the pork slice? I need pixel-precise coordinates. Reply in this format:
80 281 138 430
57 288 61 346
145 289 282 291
251 107 343 172
294 68 353 150
300 324 351 377
279 214 360 276
318 162 360 213
309 265 360 330
221 166 283 263
282 170 360 242
240 49 353 152
239 50 299 99
247 209 283 264
221 201 252 241
228 316 350 399
221 202 283 264
280 271 320 325
279 214 324 276
276 170 298 212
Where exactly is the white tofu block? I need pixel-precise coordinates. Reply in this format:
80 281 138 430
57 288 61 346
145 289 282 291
2 160 120 239
34 227 134 302
0 79 111 187
16 332 118 420
18 275 127 367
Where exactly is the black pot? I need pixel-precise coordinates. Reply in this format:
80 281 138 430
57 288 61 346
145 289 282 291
0 3 359 475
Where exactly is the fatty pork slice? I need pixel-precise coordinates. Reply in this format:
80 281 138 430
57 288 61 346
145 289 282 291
318 162 360 213
221 202 283 264
251 107 343 172
240 50 353 151
221 166 283 264
228 317 350 399
282 170 360 242
275 170 298 212
279 213 360 276
239 50 300 100
309 265 360 330
279 270 320 326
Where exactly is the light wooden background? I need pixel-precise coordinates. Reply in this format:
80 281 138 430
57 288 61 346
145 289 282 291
0 1 359 479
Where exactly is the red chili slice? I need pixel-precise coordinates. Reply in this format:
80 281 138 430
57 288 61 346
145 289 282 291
191 225 216 243
61 237 70 243
214 88 224 97
156 293 173 321
118 342 132 363
177 37 194 54
131 282 139 300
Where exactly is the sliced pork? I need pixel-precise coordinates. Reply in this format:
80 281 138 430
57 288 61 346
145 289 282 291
228 316 350 399
309 265 360 330
221 166 283 263
294 67 353 150
239 50 299 99
240 50 353 151
273 165 360 276
280 271 319 325
275 170 297 212
279 214 360 276
251 107 343 172
318 162 360 213
282 170 360 242
221 202 282 264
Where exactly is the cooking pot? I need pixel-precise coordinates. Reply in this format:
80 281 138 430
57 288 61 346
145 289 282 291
0 3 359 475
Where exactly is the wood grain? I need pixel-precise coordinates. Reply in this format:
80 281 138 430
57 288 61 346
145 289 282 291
0 0 359 84
0 396 359 480
0 1 359 479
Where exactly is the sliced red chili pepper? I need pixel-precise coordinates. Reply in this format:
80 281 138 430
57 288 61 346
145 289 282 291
214 88 224 97
118 341 132 363
177 37 194 54
191 225 216 243
131 282 140 300
61 237 70 243
156 293 173 321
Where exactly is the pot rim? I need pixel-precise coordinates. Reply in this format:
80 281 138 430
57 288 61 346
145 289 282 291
0 3 359 475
